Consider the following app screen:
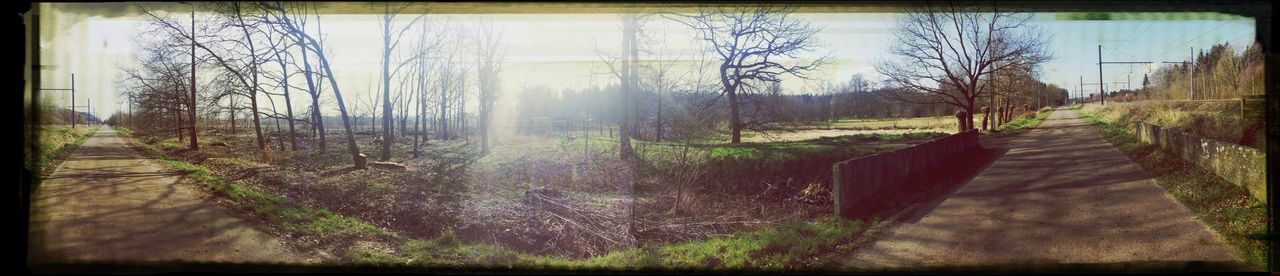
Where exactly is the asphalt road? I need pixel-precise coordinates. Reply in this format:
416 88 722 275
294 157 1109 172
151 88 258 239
843 108 1242 269
28 126 307 265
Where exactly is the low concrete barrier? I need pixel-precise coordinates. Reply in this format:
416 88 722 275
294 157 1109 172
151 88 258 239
1136 122 1266 203
832 130 981 220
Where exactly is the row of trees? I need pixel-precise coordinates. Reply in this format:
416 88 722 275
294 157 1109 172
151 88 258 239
114 2 1059 167
115 2 506 169
1140 42 1264 101
517 3 1060 149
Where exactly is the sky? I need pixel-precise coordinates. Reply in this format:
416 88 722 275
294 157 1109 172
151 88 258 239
33 3 1257 119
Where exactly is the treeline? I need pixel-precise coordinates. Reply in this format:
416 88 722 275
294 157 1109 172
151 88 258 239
110 2 506 168
514 71 1066 140
1115 42 1263 101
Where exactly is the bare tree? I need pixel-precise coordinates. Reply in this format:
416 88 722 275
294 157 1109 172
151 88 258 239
875 3 1050 131
673 5 827 143
474 19 505 155
378 3 427 161
638 25 688 142
588 13 640 159
259 1 365 168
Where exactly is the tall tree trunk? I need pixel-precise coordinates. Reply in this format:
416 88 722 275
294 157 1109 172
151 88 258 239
728 87 741 143
301 43 326 150
413 63 422 157
655 99 662 142
275 49 297 151
229 96 237 135
234 6 266 153
310 40 362 169
459 72 466 142
379 7 395 161
618 14 635 159
188 8 199 151
439 67 449 140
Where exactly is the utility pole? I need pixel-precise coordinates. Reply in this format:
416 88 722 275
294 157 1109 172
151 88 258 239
39 73 77 128
71 74 76 127
1097 45 1154 105
1098 45 1103 105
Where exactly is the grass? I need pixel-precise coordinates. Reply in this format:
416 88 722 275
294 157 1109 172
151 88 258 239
113 126 404 262
31 125 101 179
825 115 957 131
111 125 878 270
1081 101 1259 149
984 107 1054 138
568 218 865 270
1071 109 1267 270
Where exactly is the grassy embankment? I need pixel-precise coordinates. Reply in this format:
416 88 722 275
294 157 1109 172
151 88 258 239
1081 101 1262 149
31 125 101 178
114 125 943 270
1071 107 1267 270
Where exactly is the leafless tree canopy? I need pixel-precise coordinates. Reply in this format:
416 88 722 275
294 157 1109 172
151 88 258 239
674 4 828 143
875 3 1050 130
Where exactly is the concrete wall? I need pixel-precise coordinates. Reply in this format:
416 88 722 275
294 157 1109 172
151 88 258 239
1135 122 1266 203
832 130 981 220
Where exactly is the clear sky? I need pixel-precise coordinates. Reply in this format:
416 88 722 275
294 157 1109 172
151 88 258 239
34 3 1256 119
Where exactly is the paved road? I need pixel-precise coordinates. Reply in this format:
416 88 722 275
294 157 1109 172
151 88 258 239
29 126 305 264
843 108 1241 269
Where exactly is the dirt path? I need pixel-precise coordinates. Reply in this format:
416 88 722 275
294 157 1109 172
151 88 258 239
28 127 308 265
842 108 1242 269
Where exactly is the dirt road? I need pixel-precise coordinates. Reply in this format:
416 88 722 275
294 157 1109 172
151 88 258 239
842 108 1242 269
28 126 307 265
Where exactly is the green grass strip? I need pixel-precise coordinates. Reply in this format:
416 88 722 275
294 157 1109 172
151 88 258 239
112 126 401 262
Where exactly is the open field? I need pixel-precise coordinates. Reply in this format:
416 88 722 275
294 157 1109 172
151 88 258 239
113 123 947 268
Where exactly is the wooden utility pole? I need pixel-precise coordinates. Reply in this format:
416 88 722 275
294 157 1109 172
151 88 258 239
71 74 76 127
1097 45 1104 105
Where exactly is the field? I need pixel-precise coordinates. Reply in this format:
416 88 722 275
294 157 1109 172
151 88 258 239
723 115 963 144
114 115 952 268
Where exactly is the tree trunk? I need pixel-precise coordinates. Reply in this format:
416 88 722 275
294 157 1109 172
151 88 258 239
439 68 449 140
302 44 326 150
380 36 394 160
728 87 742 143
275 50 297 151
229 96 237 135
188 10 199 151
617 14 636 159
655 99 662 142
